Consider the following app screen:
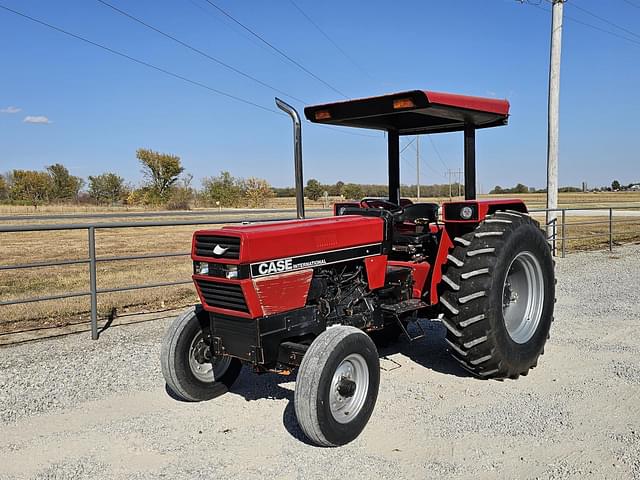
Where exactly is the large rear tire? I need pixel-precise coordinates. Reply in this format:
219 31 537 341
439 210 555 379
294 326 380 447
161 306 241 401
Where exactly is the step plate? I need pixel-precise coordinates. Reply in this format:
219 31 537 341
380 299 428 316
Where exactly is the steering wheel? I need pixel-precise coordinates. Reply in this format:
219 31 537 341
360 198 403 214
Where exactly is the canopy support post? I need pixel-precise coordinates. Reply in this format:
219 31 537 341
388 130 400 205
464 125 476 201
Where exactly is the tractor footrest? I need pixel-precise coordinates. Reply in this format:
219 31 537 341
381 299 428 342
380 299 428 316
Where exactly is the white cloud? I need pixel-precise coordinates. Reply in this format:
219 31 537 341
1 106 21 114
23 115 52 125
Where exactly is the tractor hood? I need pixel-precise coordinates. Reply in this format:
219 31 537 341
192 215 385 264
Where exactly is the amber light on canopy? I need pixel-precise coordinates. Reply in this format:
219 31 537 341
393 98 415 109
314 110 331 120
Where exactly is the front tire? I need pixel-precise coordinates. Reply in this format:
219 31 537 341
161 306 241 401
294 326 380 447
439 210 555 379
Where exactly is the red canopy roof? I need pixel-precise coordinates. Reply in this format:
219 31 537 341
304 90 510 134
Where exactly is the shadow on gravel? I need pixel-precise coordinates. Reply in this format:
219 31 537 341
231 369 296 402
382 319 473 379
228 369 316 445
218 319 470 445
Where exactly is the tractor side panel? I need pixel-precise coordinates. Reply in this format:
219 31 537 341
429 228 454 305
253 270 313 316
387 260 431 298
364 255 388 290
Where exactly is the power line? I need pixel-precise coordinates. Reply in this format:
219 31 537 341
201 0 350 98
288 0 376 82
412 141 449 177
426 135 450 170
185 0 278 57
96 0 308 104
400 138 416 154
621 0 640 8
567 1 640 40
1 3 383 142
405 145 444 179
517 0 640 48
422 157 446 179
314 124 381 138
560 6 640 47
0 3 280 115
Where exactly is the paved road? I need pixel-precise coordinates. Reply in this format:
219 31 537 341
1 246 639 479
0 208 328 222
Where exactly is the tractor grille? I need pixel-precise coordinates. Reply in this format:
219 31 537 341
195 279 249 313
195 235 240 259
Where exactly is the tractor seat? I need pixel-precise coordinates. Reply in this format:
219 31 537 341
394 232 433 245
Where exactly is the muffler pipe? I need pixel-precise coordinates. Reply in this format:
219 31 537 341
275 97 305 219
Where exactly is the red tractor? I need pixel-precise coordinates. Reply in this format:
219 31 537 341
161 90 555 447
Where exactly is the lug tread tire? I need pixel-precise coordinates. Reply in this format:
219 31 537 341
439 211 555 379
294 326 380 447
161 305 241 401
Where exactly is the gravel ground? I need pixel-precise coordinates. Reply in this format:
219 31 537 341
1 244 640 479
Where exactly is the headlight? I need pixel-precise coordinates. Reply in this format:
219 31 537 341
225 265 238 279
194 262 209 275
460 206 474 220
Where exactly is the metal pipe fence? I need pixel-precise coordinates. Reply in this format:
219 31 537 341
1 206 639 340
0 216 297 340
529 206 640 258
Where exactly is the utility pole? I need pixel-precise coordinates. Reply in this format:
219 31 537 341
546 0 565 239
416 136 421 200
447 168 463 199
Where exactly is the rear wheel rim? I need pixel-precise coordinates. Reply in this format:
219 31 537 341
502 251 545 344
329 353 369 424
188 331 231 383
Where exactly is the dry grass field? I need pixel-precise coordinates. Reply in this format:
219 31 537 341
1 192 639 335
2 190 639 216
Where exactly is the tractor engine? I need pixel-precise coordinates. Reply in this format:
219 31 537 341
307 263 413 331
308 264 375 326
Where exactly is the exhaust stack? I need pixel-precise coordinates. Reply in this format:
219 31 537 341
276 98 305 219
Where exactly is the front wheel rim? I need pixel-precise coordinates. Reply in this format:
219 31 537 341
188 331 231 383
329 353 369 424
502 251 545 344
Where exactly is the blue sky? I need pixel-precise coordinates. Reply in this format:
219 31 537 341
0 0 638 191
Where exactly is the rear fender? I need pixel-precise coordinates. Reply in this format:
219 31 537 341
442 198 527 224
